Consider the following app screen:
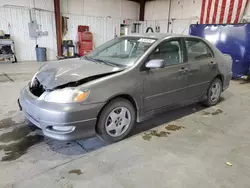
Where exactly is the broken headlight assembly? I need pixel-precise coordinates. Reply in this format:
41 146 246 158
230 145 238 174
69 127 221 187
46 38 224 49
44 88 90 103
30 71 39 87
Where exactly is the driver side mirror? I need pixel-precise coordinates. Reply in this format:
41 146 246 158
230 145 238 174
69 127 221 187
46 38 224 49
145 59 165 69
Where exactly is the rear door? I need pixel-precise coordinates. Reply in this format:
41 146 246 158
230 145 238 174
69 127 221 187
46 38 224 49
184 38 218 99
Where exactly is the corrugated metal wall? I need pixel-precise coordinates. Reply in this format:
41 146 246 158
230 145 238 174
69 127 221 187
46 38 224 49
0 7 57 61
0 6 194 61
0 7 125 62
137 19 199 35
62 14 123 51
35 9 57 61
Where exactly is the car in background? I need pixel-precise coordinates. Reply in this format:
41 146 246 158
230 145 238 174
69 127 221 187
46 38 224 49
18 33 232 143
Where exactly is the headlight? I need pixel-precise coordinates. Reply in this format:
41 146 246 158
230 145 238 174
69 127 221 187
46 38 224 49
30 71 38 86
44 88 89 103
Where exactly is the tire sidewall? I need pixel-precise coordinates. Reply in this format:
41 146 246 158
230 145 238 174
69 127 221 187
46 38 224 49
97 99 136 143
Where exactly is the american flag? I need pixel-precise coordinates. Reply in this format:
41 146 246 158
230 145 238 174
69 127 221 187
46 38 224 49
200 0 249 24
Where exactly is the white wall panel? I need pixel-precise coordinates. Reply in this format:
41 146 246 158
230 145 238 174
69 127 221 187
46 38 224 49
243 2 250 21
0 0 138 61
0 7 57 61
182 0 202 19
145 0 202 21
83 0 121 17
121 0 139 20
66 0 83 15
0 0 54 10
63 14 122 49
0 7 36 61
35 10 57 60
0 0 31 7
170 0 183 19
61 0 139 19
144 0 201 34
33 0 54 11
145 0 170 20
0 6 123 61
171 19 199 34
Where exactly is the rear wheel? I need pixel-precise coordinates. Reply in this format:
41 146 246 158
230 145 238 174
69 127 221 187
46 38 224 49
97 98 136 143
202 78 222 107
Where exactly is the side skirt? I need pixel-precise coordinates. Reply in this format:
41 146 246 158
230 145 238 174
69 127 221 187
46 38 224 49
137 94 206 123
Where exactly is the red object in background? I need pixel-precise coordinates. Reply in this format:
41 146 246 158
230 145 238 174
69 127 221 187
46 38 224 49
78 26 89 32
78 25 93 56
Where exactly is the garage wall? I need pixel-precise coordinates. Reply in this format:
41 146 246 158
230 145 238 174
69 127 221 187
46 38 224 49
144 0 201 34
0 7 57 61
61 0 139 20
62 15 123 51
0 0 139 19
0 0 139 61
145 0 250 34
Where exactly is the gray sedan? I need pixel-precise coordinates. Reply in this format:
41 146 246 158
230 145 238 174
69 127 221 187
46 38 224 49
18 33 232 143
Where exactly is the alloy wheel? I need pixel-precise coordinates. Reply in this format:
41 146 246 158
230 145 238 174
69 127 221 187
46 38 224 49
105 107 132 137
210 82 221 102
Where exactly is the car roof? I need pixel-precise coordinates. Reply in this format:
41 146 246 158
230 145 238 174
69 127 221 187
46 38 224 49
123 33 201 40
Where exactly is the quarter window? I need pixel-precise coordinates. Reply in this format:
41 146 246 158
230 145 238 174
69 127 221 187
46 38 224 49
185 39 213 61
148 40 182 67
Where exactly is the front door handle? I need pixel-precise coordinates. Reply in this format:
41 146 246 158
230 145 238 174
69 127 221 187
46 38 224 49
179 67 188 73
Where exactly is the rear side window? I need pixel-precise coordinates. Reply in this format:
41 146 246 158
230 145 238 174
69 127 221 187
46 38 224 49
185 39 213 61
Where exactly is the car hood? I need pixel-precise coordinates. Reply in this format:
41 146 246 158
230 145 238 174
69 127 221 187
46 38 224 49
36 58 123 89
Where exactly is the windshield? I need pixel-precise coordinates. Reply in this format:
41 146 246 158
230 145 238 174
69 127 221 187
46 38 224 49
85 37 156 67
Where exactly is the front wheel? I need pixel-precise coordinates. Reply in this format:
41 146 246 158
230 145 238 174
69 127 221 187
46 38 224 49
202 78 222 107
96 98 136 143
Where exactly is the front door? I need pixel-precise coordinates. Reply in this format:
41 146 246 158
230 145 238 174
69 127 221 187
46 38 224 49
184 38 218 99
142 38 188 112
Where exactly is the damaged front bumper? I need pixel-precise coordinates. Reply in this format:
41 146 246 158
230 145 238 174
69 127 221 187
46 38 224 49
18 85 105 141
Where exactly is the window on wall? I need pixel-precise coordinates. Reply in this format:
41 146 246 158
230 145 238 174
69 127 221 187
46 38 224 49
149 39 182 67
185 39 213 61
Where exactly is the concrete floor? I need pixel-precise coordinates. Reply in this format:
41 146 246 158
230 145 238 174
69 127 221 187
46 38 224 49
0 62 250 188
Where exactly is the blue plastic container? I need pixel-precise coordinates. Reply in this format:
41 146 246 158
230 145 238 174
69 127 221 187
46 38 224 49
190 24 250 78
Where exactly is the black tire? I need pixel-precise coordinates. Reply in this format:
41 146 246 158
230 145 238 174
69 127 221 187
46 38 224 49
202 78 222 107
96 98 136 143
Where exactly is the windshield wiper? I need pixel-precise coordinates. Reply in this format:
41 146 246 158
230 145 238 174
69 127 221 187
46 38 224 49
84 56 97 62
93 58 116 67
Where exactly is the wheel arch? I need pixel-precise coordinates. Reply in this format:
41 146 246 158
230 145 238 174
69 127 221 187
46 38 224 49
95 94 139 133
214 74 224 87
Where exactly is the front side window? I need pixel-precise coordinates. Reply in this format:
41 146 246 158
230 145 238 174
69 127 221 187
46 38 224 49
85 37 156 67
185 39 213 61
148 39 182 67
